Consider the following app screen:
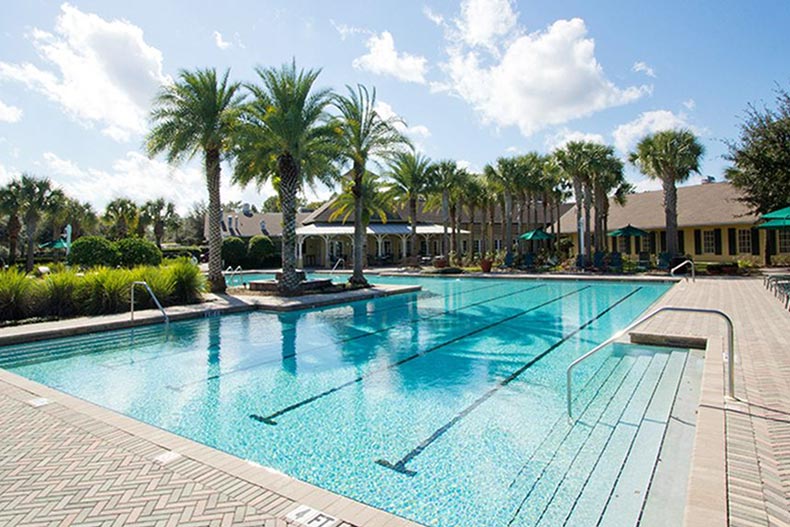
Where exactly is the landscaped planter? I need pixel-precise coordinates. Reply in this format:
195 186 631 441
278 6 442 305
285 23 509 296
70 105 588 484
480 259 493 273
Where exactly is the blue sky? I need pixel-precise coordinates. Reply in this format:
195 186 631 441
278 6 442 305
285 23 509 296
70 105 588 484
0 0 788 212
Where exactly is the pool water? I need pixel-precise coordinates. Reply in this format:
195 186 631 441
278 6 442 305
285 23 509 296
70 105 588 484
0 276 691 526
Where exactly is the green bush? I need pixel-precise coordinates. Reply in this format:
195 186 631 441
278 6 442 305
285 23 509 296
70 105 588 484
69 236 120 268
116 238 163 267
165 258 206 304
222 237 246 267
0 268 35 320
43 270 81 318
247 235 275 267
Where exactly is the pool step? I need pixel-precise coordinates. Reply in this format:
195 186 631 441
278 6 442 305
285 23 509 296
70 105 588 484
507 347 688 527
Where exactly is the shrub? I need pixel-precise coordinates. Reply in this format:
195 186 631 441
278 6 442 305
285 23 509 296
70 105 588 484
130 267 175 309
78 267 132 315
43 270 81 318
116 238 163 267
165 258 206 304
0 268 35 320
69 236 120 268
247 235 275 267
222 237 246 267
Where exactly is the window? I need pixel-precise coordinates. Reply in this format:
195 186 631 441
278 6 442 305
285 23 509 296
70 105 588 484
420 240 427 255
494 239 502 250
617 237 629 253
779 229 790 253
383 239 392 255
330 241 343 259
703 230 716 254
474 240 481 254
462 240 468 253
737 229 752 254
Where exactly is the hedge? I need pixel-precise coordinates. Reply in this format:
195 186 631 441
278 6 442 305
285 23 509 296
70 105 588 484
116 238 162 267
222 237 246 267
247 235 275 266
68 236 120 268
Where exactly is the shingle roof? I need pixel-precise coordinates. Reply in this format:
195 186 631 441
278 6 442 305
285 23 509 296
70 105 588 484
555 182 759 234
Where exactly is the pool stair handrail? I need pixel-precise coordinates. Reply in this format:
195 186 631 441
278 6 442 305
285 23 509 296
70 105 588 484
670 259 695 282
130 281 169 323
331 258 345 274
566 306 734 420
227 265 243 286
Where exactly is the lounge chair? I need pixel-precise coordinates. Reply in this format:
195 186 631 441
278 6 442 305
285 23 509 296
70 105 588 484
637 252 652 271
499 252 515 269
519 253 536 271
657 252 671 271
609 252 623 273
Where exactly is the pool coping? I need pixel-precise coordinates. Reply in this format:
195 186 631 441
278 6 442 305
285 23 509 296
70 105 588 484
0 283 421 347
377 270 683 284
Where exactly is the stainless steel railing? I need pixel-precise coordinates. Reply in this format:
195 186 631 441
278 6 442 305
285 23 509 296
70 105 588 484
670 259 695 282
130 281 169 323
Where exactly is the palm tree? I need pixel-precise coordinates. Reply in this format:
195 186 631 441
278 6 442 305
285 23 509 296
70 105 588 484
147 68 244 293
17 174 62 272
103 198 139 240
0 180 22 264
142 198 178 248
330 171 391 228
385 151 435 259
484 157 520 257
462 174 485 259
432 160 463 256
587 144 628 251
333 85 408 286
629 129 704 256
233 61 340 294
554 142 593 261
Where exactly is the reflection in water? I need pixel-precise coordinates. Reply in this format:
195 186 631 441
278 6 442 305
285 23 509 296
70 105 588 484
279 312 300 375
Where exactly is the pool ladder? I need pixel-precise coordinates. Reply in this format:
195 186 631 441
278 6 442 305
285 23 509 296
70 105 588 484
224 265 243 286
670 259 695 282
566 306 734 420
130 281 169 323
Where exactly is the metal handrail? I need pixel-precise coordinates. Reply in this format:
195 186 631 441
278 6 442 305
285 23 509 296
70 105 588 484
130 281 169 323
566 306 734 420
330 258 345 274
224 265 243 286
670 259 695 282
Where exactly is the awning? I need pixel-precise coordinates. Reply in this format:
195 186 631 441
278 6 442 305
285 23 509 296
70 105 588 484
757 218 790 229
762 206 790 220
608 224 649 237
519 228 553 241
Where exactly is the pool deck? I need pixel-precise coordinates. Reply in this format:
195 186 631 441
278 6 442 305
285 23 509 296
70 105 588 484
0 276 789 526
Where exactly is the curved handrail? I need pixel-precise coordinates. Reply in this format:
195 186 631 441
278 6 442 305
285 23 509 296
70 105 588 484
566 306 734 420
331 258 345 274
224 265 243 286
670 259 695 282
130 281 169 323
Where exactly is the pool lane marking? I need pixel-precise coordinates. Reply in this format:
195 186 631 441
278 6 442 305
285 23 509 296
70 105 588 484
249 286 590 425
167 282 546 391
374 287 642 476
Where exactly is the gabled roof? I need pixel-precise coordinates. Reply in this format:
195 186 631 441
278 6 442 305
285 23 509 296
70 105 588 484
554 182 759 234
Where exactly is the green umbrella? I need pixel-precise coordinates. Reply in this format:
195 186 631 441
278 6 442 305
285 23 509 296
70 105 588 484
762 206 790 220
608 224 649 237
39 238 68 249
519 228 553 241
757 218 790 229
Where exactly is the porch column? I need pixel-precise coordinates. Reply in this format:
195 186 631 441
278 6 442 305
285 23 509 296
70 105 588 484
375 235 386 257
399 234 408 260
296 235 305 269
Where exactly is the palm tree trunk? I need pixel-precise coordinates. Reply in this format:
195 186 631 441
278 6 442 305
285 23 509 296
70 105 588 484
278 154 301 293
488 204 495 253
468 204 475 259
573 177 583 259
154 221 164 249
663 177 679 255
517 196 524 255
25 218 36 272
409 198 417 258
504 190 513 256
350 164 369 286
206 149 226 293
450 202 457 260
583 182 592 260
442 190 449 255
7 216 20 264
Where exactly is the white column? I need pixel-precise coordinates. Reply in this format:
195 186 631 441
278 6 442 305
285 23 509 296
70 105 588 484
400 235 408 259
296 235 304 269
376 235 385 257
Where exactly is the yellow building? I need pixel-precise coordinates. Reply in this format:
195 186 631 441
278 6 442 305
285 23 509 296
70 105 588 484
555 181 790 266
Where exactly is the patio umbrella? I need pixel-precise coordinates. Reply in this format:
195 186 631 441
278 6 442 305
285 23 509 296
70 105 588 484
757 218 790 229
762 206 790 220
607 224 649 237
519 228 553 241
38 238 68 249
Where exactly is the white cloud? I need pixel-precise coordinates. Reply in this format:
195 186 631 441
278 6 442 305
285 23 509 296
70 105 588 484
546 128 605 150
41 151 268 214
0 99 23 123
0 4 169 142
213 30 231 50
683 98 696 110
374 100 432 141
330 19 369 40
455 0 517 50
612 109 700 153
632 61 656 78
0 162 18 185
439 17 650 136
423 6 446 27
352 31 428 84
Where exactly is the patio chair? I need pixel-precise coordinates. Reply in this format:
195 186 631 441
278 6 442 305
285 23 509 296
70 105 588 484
518 253 536 270
498 252 515 269
637 252 652 270
593 251 606 271
657 252 671 271
609 252 623 273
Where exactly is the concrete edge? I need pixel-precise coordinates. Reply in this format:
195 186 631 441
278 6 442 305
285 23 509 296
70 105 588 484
234 284 422 312
378 271 681 284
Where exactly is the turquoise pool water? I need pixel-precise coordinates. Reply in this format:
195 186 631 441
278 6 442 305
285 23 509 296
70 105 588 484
1 276 688 526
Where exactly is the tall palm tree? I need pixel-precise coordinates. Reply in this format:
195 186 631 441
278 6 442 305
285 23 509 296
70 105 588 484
629 129 704 256
554 142 593 260
103 198 139 240
329 171 391 228
0 180 22 264
587 144 628 251
333 85 408 286
385 151 435 259
462 174 485 259
147 68 244 292
233 61 340 294
484 157 520 257
432 160 463 256
142 198 178 248
17 174 62 272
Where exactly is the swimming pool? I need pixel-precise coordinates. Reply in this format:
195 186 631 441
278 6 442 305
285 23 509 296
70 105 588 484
0 276 694 526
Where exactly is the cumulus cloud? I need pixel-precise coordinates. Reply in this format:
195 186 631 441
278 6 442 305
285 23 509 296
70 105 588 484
454 0 517 50
683 98 696 110
423 6 446 27
0 99 23 123
41 151 267 213
374 100 431 140
546 128 605 150
438 17 650 136
632 61 656 78
213 30 231 50
612 109 700 153
330 19 369 40
0 3 169 142
352 31 428 84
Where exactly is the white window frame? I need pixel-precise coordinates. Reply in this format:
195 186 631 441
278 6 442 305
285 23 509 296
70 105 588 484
737 229 752 254
617 237 628 253
779 229 790 254
494 239 502 251
703 230 716 254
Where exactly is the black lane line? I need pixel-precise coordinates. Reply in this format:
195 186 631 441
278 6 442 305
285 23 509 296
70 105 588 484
250 286 590 425
168 281 545 391
375 287 643 476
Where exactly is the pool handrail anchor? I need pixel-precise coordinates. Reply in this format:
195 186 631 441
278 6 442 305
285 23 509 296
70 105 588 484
670 259 696 282
566 306 734 420
130 281 169 323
